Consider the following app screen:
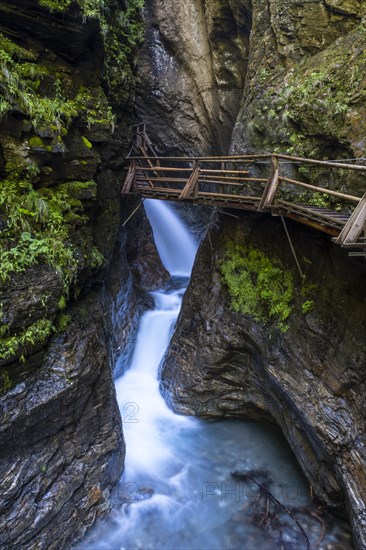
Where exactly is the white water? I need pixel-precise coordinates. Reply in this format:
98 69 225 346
78 200 351 550
143 199 197 276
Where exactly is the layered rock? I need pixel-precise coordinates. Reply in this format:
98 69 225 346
160 212 366 548
231 0 366 194
0 292 124 549
136 0 250 154
0 1 152 547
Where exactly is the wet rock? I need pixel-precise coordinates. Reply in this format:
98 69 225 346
125 200 170 292
136 0 250 155
160 212 366 548
0 292 125 549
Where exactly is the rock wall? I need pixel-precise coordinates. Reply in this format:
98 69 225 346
160 212 366 548
136 0 251 154
230 0 366 194
137 0 366 191
0 1 164 548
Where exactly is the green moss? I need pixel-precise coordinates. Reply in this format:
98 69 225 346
0 179 101 288
0 368 13 392
220 242 294 332
0 318 54 362
29 136 46 148
55 312 71 332
250 23 366 160
82 136 93 149
39 0 73 11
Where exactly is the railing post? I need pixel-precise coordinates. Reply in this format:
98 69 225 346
193 160 199 198
258 156 279 211
121 160 136 194
219 162 225 194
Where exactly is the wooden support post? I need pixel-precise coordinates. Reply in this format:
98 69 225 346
179 161 200 200
121 161 136 194
336 192 366 245
258 157 279 211
219 162 225 194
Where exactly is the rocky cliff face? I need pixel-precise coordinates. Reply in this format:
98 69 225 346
136 0 251 154
0 1 162 548
231 0 366 194
137 1 366 178
160 212 366 548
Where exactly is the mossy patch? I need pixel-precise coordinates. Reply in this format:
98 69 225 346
246 23 366 161
220 242 294 332
220 242 318 331
0 318 54 362
0 179 102 288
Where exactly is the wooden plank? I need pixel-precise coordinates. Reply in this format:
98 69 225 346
258 157 280 210
277 154 366 172
198 175 266 183
198 178 266 186
201 169 250 176
135 176 188 183
128 154 366 171
283 212 340 237
121 162 136 194
279 176 360 203
135 166 192 173
336 192 366 245
179 162 200 200
258 157 276 211
278 200 345 227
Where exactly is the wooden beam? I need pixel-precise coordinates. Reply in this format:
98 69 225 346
258 157 279 210
179 162 200 200
336 193 366 245
279 176 360 203
121 162 136 194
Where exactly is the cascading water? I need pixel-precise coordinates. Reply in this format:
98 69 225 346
143 199 196 276
78 200 352 550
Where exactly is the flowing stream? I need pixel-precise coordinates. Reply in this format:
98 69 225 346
78 200 352 550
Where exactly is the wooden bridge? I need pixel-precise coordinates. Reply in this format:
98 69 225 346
122 125 366 256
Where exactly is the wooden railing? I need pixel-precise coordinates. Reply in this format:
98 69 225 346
123 139 366 252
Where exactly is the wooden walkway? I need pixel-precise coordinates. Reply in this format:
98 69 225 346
123 126 366 256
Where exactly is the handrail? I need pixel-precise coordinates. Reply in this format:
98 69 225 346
128 154 366 171
123 129 366 249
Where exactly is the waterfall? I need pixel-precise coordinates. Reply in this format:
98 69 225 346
76 200 345 550
143 199 197 276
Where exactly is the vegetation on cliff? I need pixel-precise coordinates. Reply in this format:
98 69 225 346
220 241 316 332
220 242 294 332
0 0 144 370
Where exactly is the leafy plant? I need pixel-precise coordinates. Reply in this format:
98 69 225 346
220 243 294 332
0 319 54 362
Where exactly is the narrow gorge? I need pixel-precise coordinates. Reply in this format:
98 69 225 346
0 1 365 549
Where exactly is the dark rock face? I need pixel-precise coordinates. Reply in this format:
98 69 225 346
160 212 366 548
0 1 158 547
136 0 250 155
125 199 170 292
0 292 124 549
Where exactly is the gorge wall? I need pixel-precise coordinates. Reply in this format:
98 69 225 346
0 1 169 547
1 0 366 548
137 0 366 547
160 213 366 548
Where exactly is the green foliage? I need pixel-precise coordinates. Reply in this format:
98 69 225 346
220 243 294 332
39 0 73 11
82 135 93 149
301 300 314 314
0 33 117 137
0 368 12 392
55 312 72 332
57 295 67 310
0 179 103 288
0 318 54 361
